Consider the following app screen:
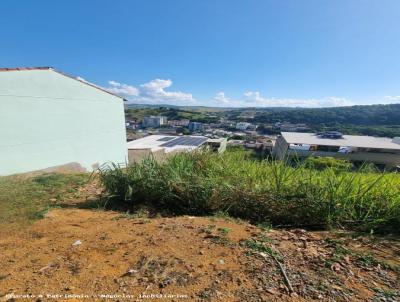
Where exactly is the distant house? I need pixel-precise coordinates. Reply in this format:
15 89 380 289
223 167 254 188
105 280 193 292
275 122 309 132
273 132 400 169
127 135 208 163
236 122 252 131
220 120 236 128
126 120 139 130
142 116 167 128
0 67 127 176
167 119 190 127
188 122 203 132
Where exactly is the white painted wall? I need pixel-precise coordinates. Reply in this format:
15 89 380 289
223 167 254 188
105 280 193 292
0 69 127 175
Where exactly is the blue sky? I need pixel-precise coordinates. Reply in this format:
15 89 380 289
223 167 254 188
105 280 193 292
1 0 400 107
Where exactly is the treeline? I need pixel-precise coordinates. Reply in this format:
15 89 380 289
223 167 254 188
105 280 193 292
246 104 400 137
249 104 400 125
125 107 220 123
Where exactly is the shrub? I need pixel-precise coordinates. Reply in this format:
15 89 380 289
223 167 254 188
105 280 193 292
303 157 352 171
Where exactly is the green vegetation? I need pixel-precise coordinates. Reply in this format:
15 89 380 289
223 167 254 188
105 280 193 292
249 103 400 125
232 104 400 137
217 227 231 235
245 239 282 260
98 149 400 234
324 238 398 271
303 157 353 171
0 173 88 225
125 107 220 123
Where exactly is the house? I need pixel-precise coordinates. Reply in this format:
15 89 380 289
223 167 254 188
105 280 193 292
274 122 309 132
273 132 400 169
227 139 245 147
126 120 139 130
0 67 127 176
142 116 167 128
188 122 203 132
126 135 209 163
206 138 227 153
236 122 252 131
167 119 190 127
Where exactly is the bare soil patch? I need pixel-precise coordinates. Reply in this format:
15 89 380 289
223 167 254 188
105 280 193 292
0 208 399 302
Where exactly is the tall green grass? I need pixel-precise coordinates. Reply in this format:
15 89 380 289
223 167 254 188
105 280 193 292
99 150 400 233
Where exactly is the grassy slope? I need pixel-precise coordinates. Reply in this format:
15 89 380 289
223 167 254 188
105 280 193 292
0 173 88 226
0 170 398 300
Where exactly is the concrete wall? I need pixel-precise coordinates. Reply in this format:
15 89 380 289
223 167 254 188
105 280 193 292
272 136 400 167
206 139 227 153
0 69 127 175
128 149 181 163
272 136 289 160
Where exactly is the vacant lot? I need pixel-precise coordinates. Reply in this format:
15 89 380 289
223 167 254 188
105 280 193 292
0 174 399 302
99 150 400 233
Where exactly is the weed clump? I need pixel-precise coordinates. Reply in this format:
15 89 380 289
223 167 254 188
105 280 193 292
98 150 400 233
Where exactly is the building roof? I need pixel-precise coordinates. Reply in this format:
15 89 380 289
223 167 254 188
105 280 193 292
0 67 51 71
281 132 400 150
127 135 208 153
207 138 227 143
0 67 124 100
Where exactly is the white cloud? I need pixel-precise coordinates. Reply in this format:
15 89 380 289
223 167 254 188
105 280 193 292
104 78 400 108
383 95 400 103
242 91 354 108
104 78 194 105
209 92 247 107
106 80 139 97
108 80 121 86
207 91 353 108
213 92 231 104
140 79 194 102
76 76 87 82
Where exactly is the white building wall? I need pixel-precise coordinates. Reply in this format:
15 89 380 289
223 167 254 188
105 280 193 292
0 69 127 175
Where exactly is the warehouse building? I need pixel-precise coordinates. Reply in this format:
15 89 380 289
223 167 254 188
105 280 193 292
273 131 400 169
0 67 127 175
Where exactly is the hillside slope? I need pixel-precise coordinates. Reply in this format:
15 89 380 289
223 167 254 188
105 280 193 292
0 174 399 302
1 208 399 302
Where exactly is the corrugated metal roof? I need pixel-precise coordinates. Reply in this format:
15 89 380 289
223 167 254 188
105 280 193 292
0 67 124 100
281 132 400 150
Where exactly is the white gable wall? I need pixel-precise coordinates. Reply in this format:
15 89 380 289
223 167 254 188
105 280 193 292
0 69 127 175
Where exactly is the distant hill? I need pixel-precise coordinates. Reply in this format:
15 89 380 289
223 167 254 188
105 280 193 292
243 104 400 125
125 106 222 123
245 104 400 137
125 103 230 112
126 102 400 121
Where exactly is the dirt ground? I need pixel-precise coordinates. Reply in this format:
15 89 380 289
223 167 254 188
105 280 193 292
0 206 399 302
